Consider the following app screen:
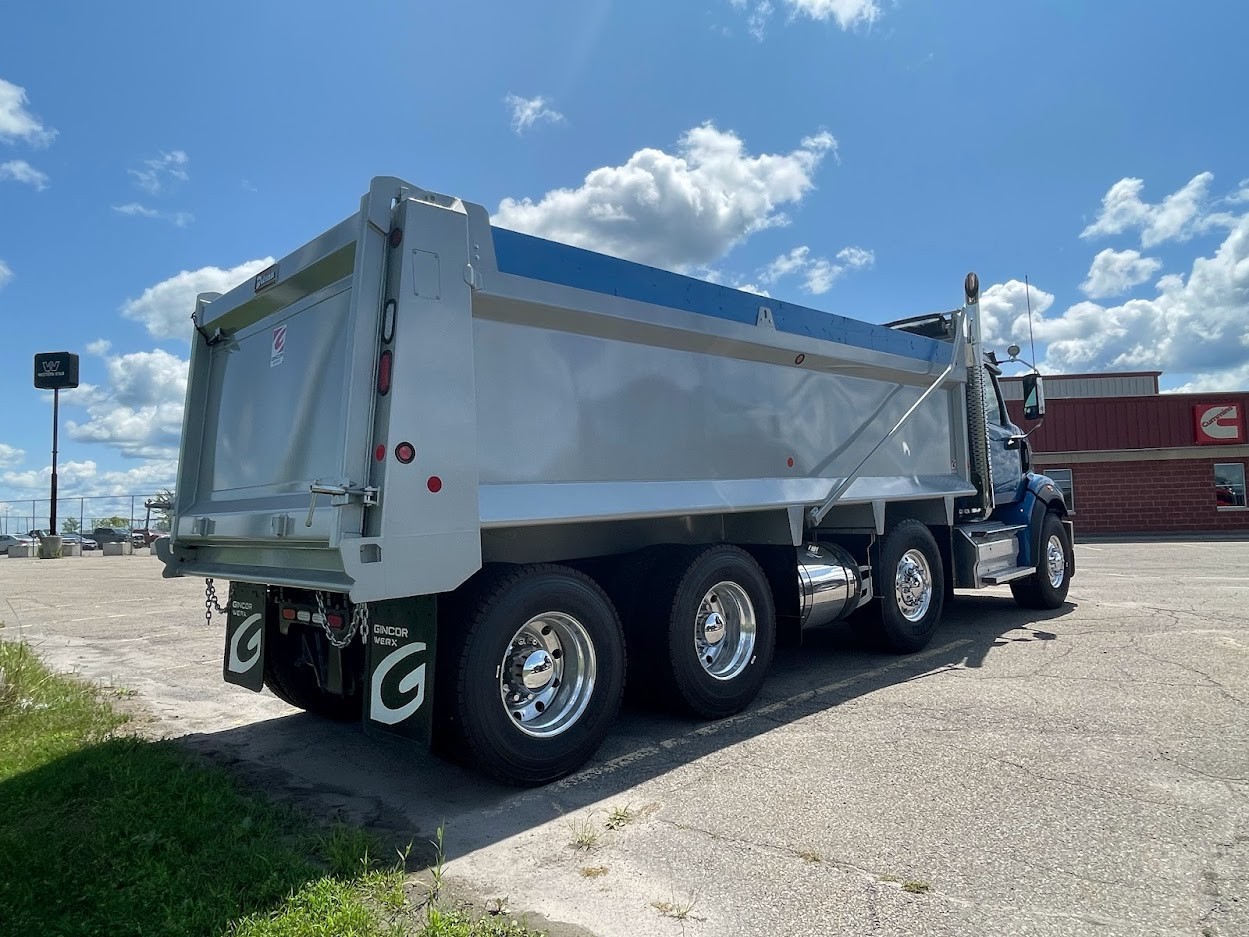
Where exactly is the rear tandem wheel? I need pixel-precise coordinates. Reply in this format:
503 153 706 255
439 564 627 787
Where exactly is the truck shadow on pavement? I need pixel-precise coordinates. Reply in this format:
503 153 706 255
171 592 1076 866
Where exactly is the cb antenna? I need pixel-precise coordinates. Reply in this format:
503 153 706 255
1025 273 1038 369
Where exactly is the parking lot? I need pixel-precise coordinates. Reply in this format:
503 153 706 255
2 540 1247 937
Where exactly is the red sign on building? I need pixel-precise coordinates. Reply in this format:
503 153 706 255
1193 402 1246 445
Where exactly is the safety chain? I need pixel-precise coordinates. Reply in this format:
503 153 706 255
204 578 228 627
203 578 367 647
315 590 370 649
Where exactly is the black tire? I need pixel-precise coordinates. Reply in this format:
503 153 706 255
871 520 945 654
1010 512 1073 609
651 545 777 719
262 621 363 721
447 565 626 787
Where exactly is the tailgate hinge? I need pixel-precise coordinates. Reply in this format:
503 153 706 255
305 481 380 527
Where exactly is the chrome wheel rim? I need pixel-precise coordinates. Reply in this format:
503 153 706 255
694 581 756 681
499 612 596 738
895 549 933 622
1045 534 1066 588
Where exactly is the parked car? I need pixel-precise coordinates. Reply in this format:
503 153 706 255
91 527 130 544
0 533 36 555
61 533 99 550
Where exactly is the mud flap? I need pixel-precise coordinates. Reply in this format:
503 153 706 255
363 596 437 745
222 581 267 691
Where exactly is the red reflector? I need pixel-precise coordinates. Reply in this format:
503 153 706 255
326 613 344 629
388 227 403 248
427 476 442 493
395 442 415 464
375 444 386 462
377 350 392 395
281 607 296 620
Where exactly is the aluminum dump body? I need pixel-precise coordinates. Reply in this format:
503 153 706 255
160 177 975 601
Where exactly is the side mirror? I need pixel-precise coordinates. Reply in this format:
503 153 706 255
1022 373 1046 421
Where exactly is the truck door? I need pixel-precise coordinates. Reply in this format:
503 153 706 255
983 367 1024 504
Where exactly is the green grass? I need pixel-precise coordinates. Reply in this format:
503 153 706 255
0 639 545 937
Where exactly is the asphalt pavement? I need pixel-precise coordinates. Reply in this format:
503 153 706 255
1 541 1246 937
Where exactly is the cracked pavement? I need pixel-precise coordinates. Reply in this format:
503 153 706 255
2 540 1247 936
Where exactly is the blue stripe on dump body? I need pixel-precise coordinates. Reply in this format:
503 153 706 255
490 226 944 363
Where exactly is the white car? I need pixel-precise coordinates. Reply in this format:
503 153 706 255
0 533 36 555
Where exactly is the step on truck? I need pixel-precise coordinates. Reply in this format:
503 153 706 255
156 176 1074 786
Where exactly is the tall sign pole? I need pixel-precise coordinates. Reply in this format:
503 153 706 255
52 386 60 531
34 351 79 539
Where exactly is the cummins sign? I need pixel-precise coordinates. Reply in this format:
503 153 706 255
1193 402 1246 445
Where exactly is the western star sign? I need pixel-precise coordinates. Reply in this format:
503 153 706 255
33 351 81 390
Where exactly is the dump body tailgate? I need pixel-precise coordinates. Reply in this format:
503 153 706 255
164 182 395 593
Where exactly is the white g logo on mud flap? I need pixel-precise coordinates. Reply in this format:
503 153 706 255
227 614 263 673
370 642 427 725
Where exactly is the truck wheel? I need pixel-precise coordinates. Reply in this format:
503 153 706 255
1010 512 1072 610
657 545 777 719
449 565 626 786
873 520 945 653
263 623 362 721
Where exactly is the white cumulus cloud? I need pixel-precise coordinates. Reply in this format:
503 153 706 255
505 94 565 133
113 202 194 227
120 258 276 339
984 204 1249 390
129 150 189 194
0 78 56 146
1080 172 1232 248
978 279 1055 351
836 245 874 268
1079 248 1163 299
65 349 189 460
732 0 879 38
494 123 838 271
788 0 881 29
113 202 159 219
0 159 48 190
1 458 178 498
0 443 24 468
758 243 873 294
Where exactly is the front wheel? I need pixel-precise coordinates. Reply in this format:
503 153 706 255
871 520 945 653
1011 512 1073 609
445 565 626 786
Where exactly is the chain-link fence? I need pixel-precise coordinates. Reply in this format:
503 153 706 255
0 493 172 541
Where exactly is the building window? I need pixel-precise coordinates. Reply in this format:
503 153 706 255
1046 468 1074 512
1214 463 1247 510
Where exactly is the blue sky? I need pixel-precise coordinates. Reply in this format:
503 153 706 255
2 0 1247 511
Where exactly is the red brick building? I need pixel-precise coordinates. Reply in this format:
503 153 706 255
1001 371 1249 535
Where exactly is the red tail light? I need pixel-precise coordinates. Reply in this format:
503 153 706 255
327 613 344 629
377 350 393 395
281 607 296 620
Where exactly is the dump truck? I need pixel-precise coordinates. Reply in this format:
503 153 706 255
156 176 1073 786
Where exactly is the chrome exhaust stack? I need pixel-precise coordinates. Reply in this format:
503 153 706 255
797 543 864 629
